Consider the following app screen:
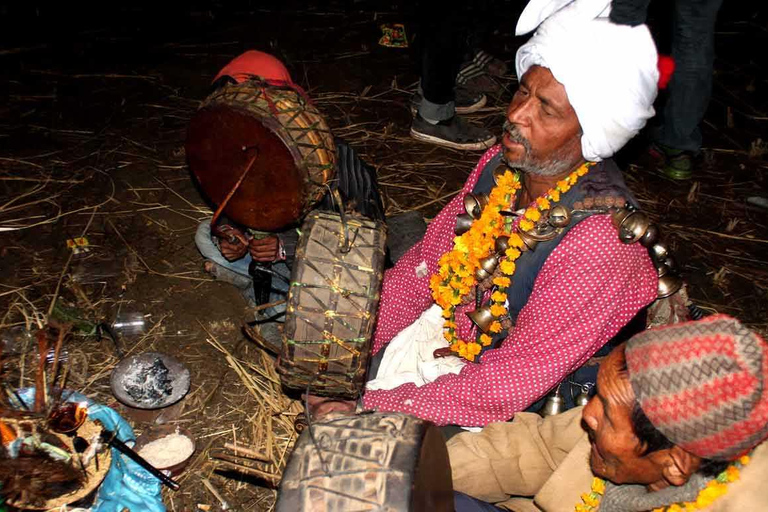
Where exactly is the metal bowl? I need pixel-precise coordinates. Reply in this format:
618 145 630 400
110 352 190 410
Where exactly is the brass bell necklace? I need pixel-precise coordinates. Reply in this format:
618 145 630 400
429 162 594 361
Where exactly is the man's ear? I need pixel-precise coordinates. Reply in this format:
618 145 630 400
662 446 701 486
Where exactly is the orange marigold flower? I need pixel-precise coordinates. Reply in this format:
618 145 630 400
519 219 534 231
491 291 507 302
536 197 551 210
508 233 524 248
500 260 516 275
577 165 589 176
556 180 569 190
505 247 521 260
493 276 511 287
489 321 502 333
467 342 482 356
479 333 492 346
524 208 541 222
548 189 561 202
490 304 507 317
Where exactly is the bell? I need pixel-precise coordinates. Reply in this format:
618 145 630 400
518 230 539 252
495 236 510 254
657 273 683 299
539 386 565 417
478 254 499 275
475 266 491 281
610 207 632 229
575 384 593 407
657 263 670 278
619 211 650 244
650 243 669 265
455 213 475 235
467 306 497 333
548 205 571 228
639 223 659 248
464 194 489 219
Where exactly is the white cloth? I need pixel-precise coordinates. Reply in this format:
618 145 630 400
515 0 611 36
515 1 659 162
366 305 466 391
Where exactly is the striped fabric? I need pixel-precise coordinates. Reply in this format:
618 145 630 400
626 315 768 461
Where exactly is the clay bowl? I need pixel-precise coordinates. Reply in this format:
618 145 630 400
133 425 196 477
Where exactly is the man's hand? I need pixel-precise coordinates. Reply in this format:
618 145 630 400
249 235 281 263
303 394 356 420
217 226 248 261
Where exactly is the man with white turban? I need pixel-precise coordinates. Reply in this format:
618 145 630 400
308 3 665 428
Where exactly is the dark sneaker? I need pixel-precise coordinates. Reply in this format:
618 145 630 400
410 114 496 151
411 86 487 115
649 143 694 180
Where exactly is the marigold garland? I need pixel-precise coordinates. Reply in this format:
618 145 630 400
429 162 593 361
575 453 753 512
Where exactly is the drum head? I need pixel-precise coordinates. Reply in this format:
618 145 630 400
186 103 308 231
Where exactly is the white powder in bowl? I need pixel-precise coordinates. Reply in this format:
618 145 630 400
137 432 195 468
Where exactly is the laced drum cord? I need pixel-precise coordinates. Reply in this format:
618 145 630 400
304 379 333 475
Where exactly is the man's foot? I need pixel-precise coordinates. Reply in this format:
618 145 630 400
203 260 252 289
648 143 694 180
410 115 496 151
411 86 487 115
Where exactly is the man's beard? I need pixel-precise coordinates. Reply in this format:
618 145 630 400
502 121 581 177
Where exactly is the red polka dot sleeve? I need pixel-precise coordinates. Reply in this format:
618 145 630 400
372 146 503 354
363 214 658 427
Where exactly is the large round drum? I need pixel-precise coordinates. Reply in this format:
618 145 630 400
277 412 453 512
186 80 336 231
278 210 387 398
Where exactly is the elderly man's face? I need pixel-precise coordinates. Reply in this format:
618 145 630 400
502 66 584 176
581 345 670 486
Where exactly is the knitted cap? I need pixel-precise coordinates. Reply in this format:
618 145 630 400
626 315 768 461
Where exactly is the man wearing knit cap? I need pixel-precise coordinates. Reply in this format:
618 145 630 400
310 2 666 426
449 315 768 511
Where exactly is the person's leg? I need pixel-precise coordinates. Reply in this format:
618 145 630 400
195 220 253 277
411 0 495 150
454 492 506 512
654 0 724 178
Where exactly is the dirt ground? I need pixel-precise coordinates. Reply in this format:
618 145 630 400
1 1 767 511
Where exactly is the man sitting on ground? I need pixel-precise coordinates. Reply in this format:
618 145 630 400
310 4 665 426
449 314 768 511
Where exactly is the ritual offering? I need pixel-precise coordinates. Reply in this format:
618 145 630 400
134 425 196 477
277 210 387 398
277 412 452 511
186 79 336 232
110 352 190 409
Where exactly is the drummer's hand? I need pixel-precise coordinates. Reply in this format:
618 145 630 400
303 394 357 419
249 236 281 263
218 226 248 261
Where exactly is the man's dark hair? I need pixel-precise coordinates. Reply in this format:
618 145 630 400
631 402 729 478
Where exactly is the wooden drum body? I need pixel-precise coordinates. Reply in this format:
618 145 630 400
277 412 453 512
278 211 387 398
186 81 336 231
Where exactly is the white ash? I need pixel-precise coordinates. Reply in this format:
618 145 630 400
123 357 173 405
137 432 194 468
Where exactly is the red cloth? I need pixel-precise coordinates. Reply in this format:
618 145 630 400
363 146 658 426
213 50 293 85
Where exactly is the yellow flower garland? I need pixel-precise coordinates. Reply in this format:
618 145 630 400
575 454 752 512
429 162 593 361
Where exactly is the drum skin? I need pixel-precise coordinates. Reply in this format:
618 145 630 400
278 211 387 398
186 81 336 231
277 412 453 512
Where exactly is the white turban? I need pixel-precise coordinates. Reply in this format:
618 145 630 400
515 1 659 161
